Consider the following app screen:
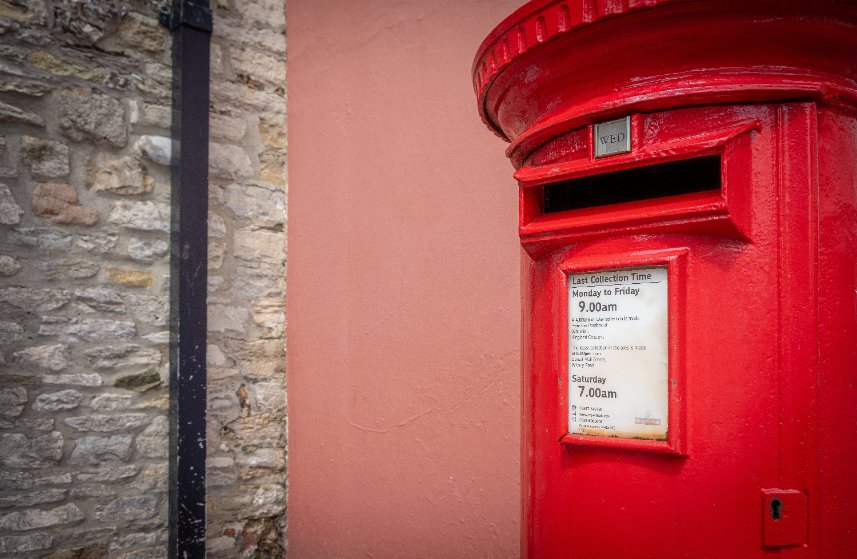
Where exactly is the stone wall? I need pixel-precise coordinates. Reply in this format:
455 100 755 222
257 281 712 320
0 1 173 557
0 1 288 557
205 1 287 557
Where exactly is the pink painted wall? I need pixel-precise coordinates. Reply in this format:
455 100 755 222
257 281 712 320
286 1 523 557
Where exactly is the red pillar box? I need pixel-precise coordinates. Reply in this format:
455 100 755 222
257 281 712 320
472 2 857 557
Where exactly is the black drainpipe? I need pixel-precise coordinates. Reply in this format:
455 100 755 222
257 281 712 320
161 1 212 557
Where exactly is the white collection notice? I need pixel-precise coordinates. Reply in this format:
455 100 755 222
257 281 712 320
567 266 669 440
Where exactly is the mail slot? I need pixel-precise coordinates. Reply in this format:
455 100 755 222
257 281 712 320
473 1 857 557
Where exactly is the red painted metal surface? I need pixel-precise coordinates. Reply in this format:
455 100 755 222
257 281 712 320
473 1 857 558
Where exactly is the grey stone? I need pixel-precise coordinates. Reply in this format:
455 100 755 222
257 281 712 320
65 413 149 432
110 531 164 552
116 12 169 55
222 182 285 228
34 472 72 485
209 142 253 179
59 88 127 147
9 227 73 251
135 416 167 458
116 546 167 559
0 183 23 224
109 200 170 232
33 389 82 412
13 343 69 371
42 373 102 387
133 135 171 166
70 435 133 464
76 232 119 254
77 465 139 483
0 431 63 468
21 136 69 178
0 503 84 531
125 293 168 326
39 258 100 280
253 298 285 339
251 483 286 517
0 321 23 346
96 495 158 522
89 153 152 196
39 316 136 342
0 533 53 554
0 471 33 490
15 417 55 431
210 113 247 142
0 287 72 312
75 287 126 313
0 100 45 126
71 484 118 499
115 369 161 392
0 387 26 417
138 102 171 128
209 212 227 237
234 228 285 264
0 488 66 509
130 462 167 493
128 237 169 262
52 0 119 43
0 255 21 276
208 304 251 336
143 331 169 344
85 345 161 370
0 77 52 96
89 393 133 411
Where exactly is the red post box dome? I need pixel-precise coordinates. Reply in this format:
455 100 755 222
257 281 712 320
473 0 857 167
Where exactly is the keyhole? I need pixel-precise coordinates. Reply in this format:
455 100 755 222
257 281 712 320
770 498 783 521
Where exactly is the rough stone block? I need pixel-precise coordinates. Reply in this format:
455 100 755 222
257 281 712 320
21 136 70 178
135 416 167 458
13 343 69 371
0 533 53 554
0 287 72 312
96 495 158 522
89 153 152 196
132 136 171 166
0 386 27 417
0 183 23 224
32 182 98 226
128 237 169 262
209 142 253 180
107 267 154 288
70 435 133 464
0 100 45 126
0 503 84 531
0 488 66 509
75 287 126 313
114 370 161 393
59 88 127 147
89 393 133 411
108 201 169 232
85 345 161 370
64 413 149 433
222 182 285 227
42 373 103 387
33 389 82 412
39 316 136 342
0 254 21 276
0 431 63 469
76 465 139 483
76 232 119 254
